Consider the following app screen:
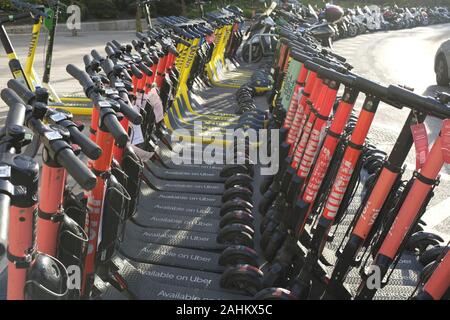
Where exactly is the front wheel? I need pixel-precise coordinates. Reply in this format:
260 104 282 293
242 43 263 63
436 55 450 86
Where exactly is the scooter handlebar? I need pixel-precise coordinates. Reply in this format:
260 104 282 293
388 85 450 119
91 49 104 62
83 54 95 68
1 93 28 131
6 79 35 105
66 64 95 94
138 62 153 77
117 99 143 126
131 64 144 79
57 147 97 190
1 88 25 108
66 125 102 160
105 45 117 58
102 113 129 147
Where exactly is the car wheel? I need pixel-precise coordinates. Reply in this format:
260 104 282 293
436 55 450 86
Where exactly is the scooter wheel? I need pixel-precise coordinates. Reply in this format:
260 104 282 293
220 164 252 178
258 188 278 216
259 220 280 250
217 224 255 248
222 186 253 204
406 232 444 255
419 245 449 266
259 176 274 195
220 211 254 229
261 261 290 288
224 174 254 191
219 245 259 267
220 199 254 216
220 265 263 295
263 230 287 262
254 288 297 300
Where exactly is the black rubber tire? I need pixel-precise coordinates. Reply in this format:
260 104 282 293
254 288 297 300
224 174 254 192
217 224 255 248
436 54 450 86
219 246 259 267
220 199 253 216
220 211 254 229
220 265 263 295
222 186 253 204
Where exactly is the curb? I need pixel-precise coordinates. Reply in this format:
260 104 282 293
5 18 154 34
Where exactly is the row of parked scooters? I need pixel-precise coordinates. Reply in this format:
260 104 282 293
279 3 450 42
335 5 450 39
0 0 449 301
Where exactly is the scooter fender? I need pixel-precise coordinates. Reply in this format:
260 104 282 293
406 231 444 253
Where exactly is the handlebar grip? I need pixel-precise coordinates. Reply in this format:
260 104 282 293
354 77 388 98
138 62 153 76
102 113 129 147
7 79 35 105
91 49 104 62
388 85 450 119
304 60 320 72
57 148 97 190
5 102 27 128
83 54 94 68
290 50 313 63
105 45 116 58
131 64 144 79
112 40 122 49
66 64 95 93
121 69 132 83
118 99 143 125
102 58 115 76
141 54 154 67
322 49 346 63
67 126 102 160
172 34 191 47
131 39 142 49
317 67 355 87
1 88 25 107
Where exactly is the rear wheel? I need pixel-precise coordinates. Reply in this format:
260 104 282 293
436 55 449 86
242 43 263 63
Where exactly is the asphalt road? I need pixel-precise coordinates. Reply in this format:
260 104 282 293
0 25 448 239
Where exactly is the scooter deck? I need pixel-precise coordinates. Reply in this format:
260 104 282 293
139 183 223 208
119 237 226 273
98 258 247 300
145 160 227 183
133 211 221 233
123 221 226 251
142 168 225 195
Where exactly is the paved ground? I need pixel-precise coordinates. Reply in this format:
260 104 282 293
0 26 448 240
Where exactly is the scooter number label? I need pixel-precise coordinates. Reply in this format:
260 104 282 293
44 131 63 141
49 113 67 122
0 165 11 178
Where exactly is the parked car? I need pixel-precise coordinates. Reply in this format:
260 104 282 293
435 39 450 86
